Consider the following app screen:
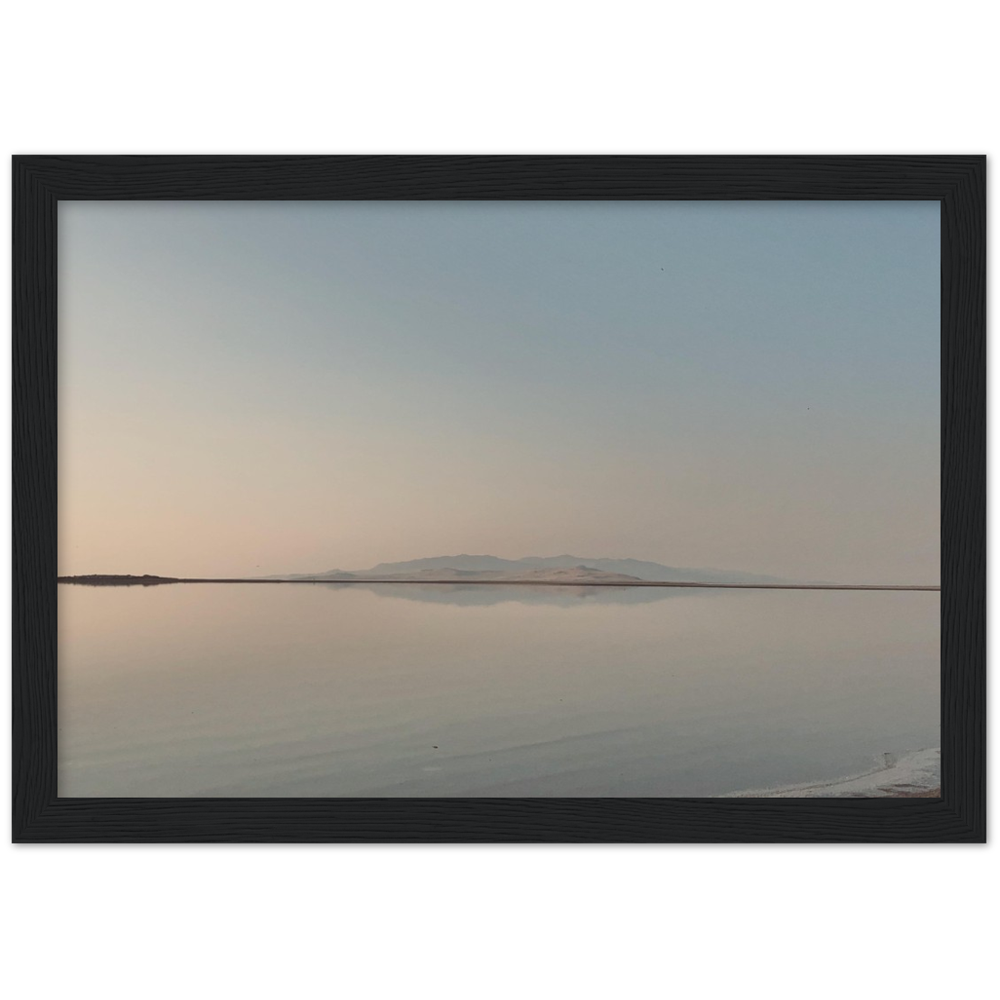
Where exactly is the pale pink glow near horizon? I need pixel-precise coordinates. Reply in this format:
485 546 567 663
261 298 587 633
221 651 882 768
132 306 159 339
59 201 940 583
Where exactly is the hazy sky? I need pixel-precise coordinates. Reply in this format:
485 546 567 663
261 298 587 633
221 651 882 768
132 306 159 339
59 200 939 583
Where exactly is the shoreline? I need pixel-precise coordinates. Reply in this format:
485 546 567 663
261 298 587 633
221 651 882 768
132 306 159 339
727 748 941 798
57 576 941 592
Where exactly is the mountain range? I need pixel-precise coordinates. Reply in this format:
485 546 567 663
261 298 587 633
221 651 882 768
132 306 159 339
272 554 783 585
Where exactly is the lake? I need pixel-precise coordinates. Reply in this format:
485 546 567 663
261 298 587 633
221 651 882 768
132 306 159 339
58 583 939 797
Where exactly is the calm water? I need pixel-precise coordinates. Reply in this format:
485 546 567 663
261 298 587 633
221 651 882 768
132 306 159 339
58 583 939 797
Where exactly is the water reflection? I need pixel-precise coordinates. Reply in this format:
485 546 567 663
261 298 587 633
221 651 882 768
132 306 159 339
58 583 940 798
318 582 696 607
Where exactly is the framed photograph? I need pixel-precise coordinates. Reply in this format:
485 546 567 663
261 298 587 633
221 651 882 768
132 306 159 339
12 155 984 842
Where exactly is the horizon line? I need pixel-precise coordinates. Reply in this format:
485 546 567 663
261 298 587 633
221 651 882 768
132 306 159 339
56 575 942 592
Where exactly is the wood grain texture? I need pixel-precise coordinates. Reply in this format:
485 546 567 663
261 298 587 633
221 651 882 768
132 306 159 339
11 155 986 843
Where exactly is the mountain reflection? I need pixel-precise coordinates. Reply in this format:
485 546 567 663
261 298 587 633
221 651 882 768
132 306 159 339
317 582 700 607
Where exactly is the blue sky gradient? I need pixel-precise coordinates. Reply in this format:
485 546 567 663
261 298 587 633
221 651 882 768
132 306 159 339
59 201 939 582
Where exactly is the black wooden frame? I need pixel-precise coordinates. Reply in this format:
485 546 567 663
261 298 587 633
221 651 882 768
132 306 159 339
12 155 985 842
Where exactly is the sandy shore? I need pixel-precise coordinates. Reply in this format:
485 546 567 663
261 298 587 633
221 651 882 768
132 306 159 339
728 748 940 798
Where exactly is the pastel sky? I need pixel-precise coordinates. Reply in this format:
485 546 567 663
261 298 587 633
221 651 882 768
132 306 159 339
59 200 940 583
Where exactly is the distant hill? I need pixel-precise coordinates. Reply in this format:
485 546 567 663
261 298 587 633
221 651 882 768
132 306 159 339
369 555 515 574
367 566 645 584
57 574 179 586
274 555 783 584
266 569 357 581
